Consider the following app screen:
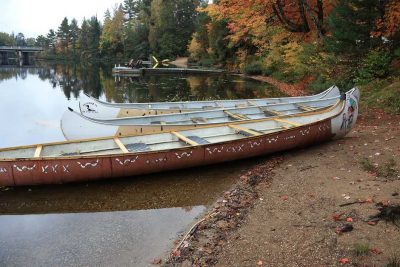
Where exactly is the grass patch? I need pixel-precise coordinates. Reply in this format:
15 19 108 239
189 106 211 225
359 157 375 172
377 158 398 178
359 78 400 114
354 243 370 256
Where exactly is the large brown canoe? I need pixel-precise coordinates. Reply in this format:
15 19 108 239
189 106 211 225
0 88 359 186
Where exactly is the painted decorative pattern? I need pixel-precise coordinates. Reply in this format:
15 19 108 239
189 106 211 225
248 140 263 148
175 151 193 159
0 167 7 173
13 164 36 172
226 144 245 153
284 135 296 141
266 136 279 143
300 127 311 136
115 156 139 166
318 124 330 132
41 164 70 174
146 157 167 164
206 146 224 155
77 160 100 168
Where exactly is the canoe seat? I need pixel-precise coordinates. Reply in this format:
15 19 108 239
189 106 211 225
186 136 210 145
125 142 150 152
191 117 208 123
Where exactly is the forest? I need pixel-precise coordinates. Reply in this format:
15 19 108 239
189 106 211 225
0 0 399 112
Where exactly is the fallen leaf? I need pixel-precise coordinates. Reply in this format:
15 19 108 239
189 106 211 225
333 213 344 221
370 247 382 254
367 221 377 226
365 197 374 203
281 195 289 201
256 260 263 266
346 217 353 222
171 250 181 258
339 258 350 264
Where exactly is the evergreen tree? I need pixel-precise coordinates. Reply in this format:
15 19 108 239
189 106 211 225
57 17 70 54
47 29 56 53
87 16 101 59
79 19 90 59
70 18 80 58
327 0 386 55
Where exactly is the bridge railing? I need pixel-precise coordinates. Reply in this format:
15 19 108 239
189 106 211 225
0 46 44 51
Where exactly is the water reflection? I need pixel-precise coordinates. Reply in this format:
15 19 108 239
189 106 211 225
0 206 205 267
0 63 283 148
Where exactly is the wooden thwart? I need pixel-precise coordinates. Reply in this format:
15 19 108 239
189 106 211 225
273 118 301 127
229 124 261 136
34 145 43 158
224 110 248 120
172 132 199 146
114 137 129 153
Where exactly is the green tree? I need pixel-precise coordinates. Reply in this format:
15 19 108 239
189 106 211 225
70 18 80 58
15 32 26 46
149 0 201 58
0 32 16 46
79 19 90 58
327 0 386 55
47 29 56 53
57 17 70 54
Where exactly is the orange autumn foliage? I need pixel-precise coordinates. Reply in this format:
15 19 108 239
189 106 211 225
372 0 400 38
203 0 335 45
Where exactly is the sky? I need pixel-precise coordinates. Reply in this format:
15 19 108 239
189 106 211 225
0 0 123 38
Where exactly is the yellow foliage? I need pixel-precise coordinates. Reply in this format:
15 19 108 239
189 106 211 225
188 33 204 61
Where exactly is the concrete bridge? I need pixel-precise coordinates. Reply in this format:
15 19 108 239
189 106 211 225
0 46 44 65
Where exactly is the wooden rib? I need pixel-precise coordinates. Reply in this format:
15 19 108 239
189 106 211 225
224 110 246 120
247 100 259 107
34 145 43 158
114 137 129 153
273 118 301 127
296 104 316 111
172 132 199 146
266 109 284 115
229 124 261 136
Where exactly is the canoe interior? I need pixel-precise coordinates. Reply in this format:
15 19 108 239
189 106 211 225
0 100 342 160
86 97 338 126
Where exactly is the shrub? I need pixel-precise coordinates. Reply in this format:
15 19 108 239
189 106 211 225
244 61 263 75
356 50 392 84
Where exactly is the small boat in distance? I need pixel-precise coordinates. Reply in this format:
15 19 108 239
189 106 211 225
80 86 340 118
0 88 359 186
63 94 342 140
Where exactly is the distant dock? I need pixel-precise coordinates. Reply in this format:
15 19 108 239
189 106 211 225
112 66 224 75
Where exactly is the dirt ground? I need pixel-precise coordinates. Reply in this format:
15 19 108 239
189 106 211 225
165 109 400 267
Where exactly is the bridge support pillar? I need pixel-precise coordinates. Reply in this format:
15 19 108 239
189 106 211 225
0 51 8 65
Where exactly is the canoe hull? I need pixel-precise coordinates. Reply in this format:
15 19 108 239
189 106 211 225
0 120 333 186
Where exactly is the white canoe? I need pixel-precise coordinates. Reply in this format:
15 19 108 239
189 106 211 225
62 93 344 140
79 86 340 119
0 88 359 186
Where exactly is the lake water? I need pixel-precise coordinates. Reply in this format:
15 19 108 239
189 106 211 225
0 62 283 266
